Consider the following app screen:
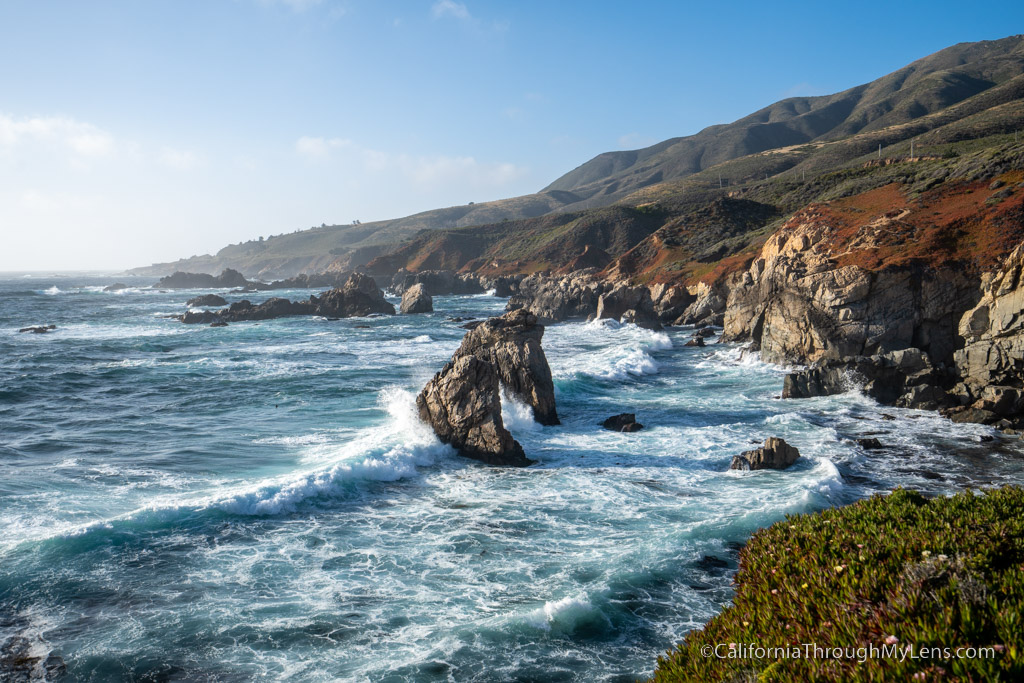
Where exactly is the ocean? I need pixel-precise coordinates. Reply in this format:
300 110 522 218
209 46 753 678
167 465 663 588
2 274 1022 681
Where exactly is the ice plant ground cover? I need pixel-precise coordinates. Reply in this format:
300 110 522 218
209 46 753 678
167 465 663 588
652 487 1024 682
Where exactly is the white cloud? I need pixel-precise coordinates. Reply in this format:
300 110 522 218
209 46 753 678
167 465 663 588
0 114 115 157
158 147 202 170
295 135 352 159
432 0 470 20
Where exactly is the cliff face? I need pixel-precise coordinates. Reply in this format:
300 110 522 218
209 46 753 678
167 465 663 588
721 176 1024 368
955 242 1024 394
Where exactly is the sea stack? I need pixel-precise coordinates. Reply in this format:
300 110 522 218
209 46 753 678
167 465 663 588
400 283 433 314
416 308 558 466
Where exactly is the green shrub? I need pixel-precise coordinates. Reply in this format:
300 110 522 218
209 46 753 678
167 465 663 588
652 487 1024 682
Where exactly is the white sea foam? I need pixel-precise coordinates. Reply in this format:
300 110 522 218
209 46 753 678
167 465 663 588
485 288 497 296
522 595 609 635
209 388 452 515
42 286 61 295
501 388 540 433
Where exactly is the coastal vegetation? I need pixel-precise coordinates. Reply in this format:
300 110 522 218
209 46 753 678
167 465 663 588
652 487 1024 682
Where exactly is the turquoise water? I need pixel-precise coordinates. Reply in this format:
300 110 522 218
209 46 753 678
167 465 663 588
2 274 1023 681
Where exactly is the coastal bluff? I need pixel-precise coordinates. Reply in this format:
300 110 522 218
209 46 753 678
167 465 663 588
416 308 558 466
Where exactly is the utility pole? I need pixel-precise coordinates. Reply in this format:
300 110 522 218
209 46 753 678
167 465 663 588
719 173 722 189
878 143 881 159
802 170 806 182
911 141 914 158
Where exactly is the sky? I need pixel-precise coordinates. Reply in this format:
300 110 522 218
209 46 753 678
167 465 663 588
1 1 1021 271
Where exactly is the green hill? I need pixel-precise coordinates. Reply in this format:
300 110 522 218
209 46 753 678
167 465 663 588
129 35 1024 279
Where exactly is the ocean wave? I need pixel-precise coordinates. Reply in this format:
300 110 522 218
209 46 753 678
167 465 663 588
501 388 540 433
520 595 611 636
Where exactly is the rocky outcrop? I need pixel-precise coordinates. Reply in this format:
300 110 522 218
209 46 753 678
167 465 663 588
103 282 129 292
400 283 433 314
730 437 800 471
187 294 228 307
602 413 644 432
179 273 394 324
18 325 56 334
674 282 726 327
720 211 978 366
316 273 395 317
416 309 558 465
390 269 484 296
506 271 607 323
156 269 250 289
954 243 1024 400
783 348 951 410
650 284 696 323
595 283 662 330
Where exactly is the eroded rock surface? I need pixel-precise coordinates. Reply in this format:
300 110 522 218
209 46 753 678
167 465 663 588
730 437 800 471
506 271 607 323
416 309 558 466
400 283 433 314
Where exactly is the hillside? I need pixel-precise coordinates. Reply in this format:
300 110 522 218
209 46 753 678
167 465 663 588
129 35 1024 279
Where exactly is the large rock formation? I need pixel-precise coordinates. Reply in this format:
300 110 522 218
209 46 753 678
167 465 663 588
156 269 251 289
400 283 433 313
390 269 484 296
730 437 800 471
783 348 951 410
505 271 607 323
720 211 978 365
595 283 662 330
416 309 558 466
179 273 394 324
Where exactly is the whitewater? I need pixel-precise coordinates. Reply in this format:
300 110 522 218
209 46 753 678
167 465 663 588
2 274 1023 681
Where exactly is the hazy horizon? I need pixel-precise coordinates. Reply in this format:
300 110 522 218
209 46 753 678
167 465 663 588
2 0 1021 271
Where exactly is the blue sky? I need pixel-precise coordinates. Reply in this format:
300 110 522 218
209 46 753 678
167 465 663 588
1 0 1021 270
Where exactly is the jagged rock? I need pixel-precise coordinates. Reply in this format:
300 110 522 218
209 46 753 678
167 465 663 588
955 243 1024 409
417 354 529 466
856 437 884 449
695 327 717 338
943 406 1001 425
104 282 129 291
210 321 229 327
675 282 726 327
179 273 394 324
390 269 484 296
486 275 523 297
730 437 800 471
187 294 228 307
650 284 696 323
601 413 644 432
400 283 433 314
595 283 662 330
782 348 951 410
506 271 606 323
416 309 558 465
684 337 706 347
18 325 56 334
157 269 251 289
719 211 978 365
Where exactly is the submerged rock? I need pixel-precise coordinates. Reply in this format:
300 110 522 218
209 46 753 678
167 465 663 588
730 437 800 471
416 309 558 466
187 294 228 307
684 337 705 347
601 413 644 432
400 283 433 314
18 325 56 334
103 282 129 292
856 437 884 449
